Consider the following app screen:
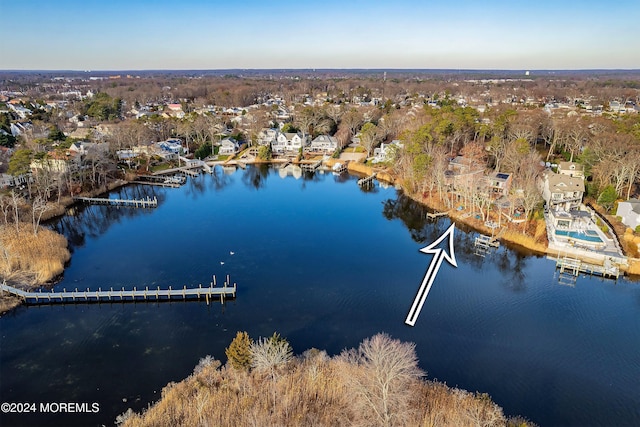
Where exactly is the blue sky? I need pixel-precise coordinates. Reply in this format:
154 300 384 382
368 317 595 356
1 0 638 70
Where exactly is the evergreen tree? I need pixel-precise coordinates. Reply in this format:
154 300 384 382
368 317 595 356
225 331 253 371
598 185 617 212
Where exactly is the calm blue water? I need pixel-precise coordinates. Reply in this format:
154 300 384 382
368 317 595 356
1 165 639 426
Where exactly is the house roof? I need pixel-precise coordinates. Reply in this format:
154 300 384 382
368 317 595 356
312 135 337 143
547 172 585 192
220 137 238 145
621 199 640 214
558 161 584 172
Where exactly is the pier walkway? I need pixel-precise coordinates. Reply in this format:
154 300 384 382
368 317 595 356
1 276 236 305
73 196 158 208
301 159 323 171
357 173 377 186
553 254 620 279
426 211 448 219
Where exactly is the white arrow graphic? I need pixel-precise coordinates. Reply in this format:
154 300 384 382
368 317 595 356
405 223 457 326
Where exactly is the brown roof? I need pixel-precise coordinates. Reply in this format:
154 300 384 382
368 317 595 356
548 172 585 193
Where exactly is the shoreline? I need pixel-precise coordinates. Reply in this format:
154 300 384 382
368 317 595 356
339 159 640 277
0 180 130 316
2 161 637 316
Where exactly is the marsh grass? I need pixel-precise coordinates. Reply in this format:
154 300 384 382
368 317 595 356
0 223 70 285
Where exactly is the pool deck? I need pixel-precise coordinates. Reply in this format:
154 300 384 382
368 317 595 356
544 207 627 272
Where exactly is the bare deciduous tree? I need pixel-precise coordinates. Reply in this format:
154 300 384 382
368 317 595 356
250 334 293 372
340 333 424 427
359 122 380 158
31 195 49 235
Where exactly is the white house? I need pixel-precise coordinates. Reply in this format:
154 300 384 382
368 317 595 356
0 173 15 188
0 173 31 188
372 140 403 163
616 199 640 230
541 171 585 211
10 122 31 137
219 137 240 155
256 128 280 146
271 132 308 155
308 135 339 154
8 104 32 119
116 149 138 161
157 138 187 155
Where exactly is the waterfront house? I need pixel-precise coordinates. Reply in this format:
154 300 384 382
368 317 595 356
308 134 339 154
256 128 280 146
272 132 308 155
486 172 512 198
0 173 15 188
616 199 640 230
541 171 585 211
116 149 138 162
444 155 485 192
372 140 403 164
0 173 31 188
219 137 240 155
30 150 79 175
157 138 186 155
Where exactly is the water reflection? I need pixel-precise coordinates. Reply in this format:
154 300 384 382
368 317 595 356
332 171 351 184
382 192 487 270
50 185 164 251
208 166 232 192
495 250 528 292
242 163 270 190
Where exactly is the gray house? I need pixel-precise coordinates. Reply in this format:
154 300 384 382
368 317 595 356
616 199 640 230
308 135 338 154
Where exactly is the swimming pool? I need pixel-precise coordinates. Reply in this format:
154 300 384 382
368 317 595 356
555 229 603 243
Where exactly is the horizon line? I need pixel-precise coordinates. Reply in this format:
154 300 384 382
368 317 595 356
2 68 640 73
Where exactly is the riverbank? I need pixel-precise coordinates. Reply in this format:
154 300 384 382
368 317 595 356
342 160 640 278
0 180 128 315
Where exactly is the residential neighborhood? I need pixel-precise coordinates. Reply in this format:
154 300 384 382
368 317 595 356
0 70 638 275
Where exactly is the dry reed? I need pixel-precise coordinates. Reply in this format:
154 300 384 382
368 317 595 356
0 223 70 285
121 339 534 427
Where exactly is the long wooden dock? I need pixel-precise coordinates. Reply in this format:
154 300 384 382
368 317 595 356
131 174 186 188
73 196 158 208
131 181 180 188
1 277 236 305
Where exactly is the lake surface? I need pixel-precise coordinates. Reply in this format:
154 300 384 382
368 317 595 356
1 165 639 426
